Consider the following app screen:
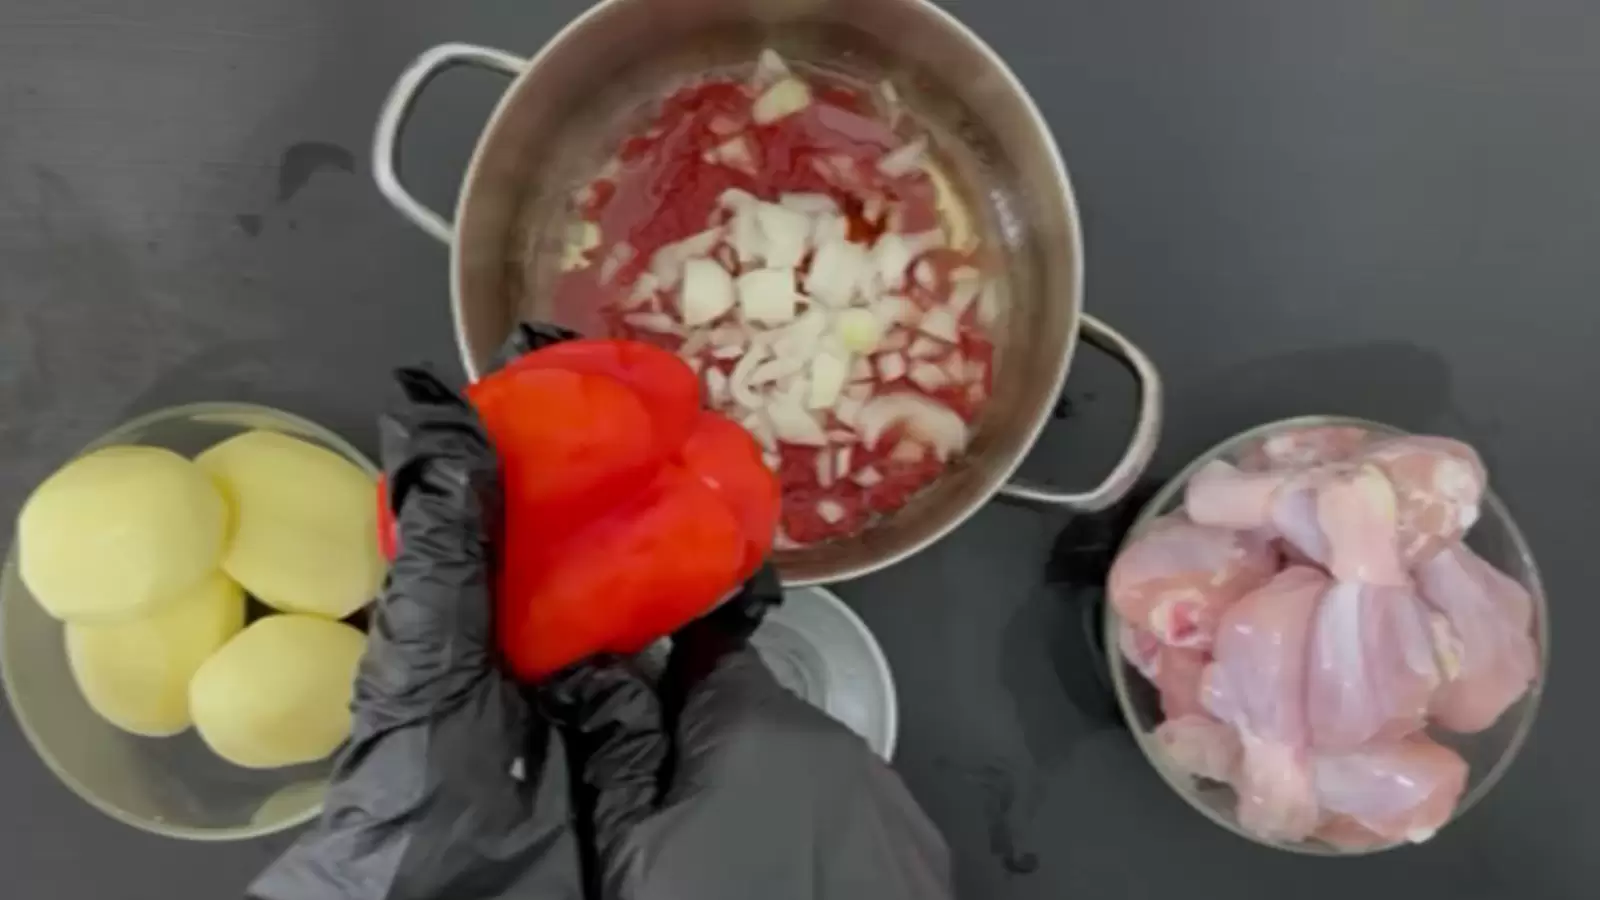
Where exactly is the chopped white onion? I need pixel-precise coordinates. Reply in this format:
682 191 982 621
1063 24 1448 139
848 357 875 383
766 395 828 446
890 439 928 463
625 272 660 308
650 227 723 289
834 394 865 427
708 114 743 136
808 237 869 307
600 243 636 285
815 451 833 488
911 258 938 291
827 428 858 444
755 202 812 270
948 277 982 320
876 351 907 381
976 281 1001 328
680 258 736 326
918 307 959 342
925 160 977 251
753 48 792 88
817 499 846 525
623 311 681 335
678 329 711 359
737 268 799 324
871 234 913 291
705 136 757 174
905 228 947 257
862 193 887 225
753 77 812 124
907 336 944 359
844 382 873 402
811 212 849 248
877 135 929 178
853 466 883 488
878 294 921 325
879 329 910 353
771 307 830 357
706 367 731 406
877 79 902 122
711 343 745 360
709 324 746 349
719 187 759 210
743 411 778 453
807 351 850 409
763 451 782 471
835 307 883 353
750 353 809 386
944 353 970 384
950 265 981 283
859 393 971 461
730 204 765 265
834 446 854 477
780 193 838 215
908 361 950 391
730 345 770 409
560 221 602 272
684 357 703 376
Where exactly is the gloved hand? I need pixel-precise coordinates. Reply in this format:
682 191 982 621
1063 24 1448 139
249 324 953 900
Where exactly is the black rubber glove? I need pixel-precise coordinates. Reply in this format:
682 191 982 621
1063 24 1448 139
547 571 957 900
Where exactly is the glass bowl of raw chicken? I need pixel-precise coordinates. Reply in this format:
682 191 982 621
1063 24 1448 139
1105 415 1548 854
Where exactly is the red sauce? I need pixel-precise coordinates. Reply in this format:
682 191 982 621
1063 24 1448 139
551 67 997 546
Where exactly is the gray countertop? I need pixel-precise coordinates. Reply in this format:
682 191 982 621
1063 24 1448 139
2 1 1596 897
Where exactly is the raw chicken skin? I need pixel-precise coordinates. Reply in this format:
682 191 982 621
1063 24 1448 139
1314 815 1391 852
1238 426 1371 471
1306 582 1441 750
1156 714 1241 783
1362 437 1486 565
1315 465 1408 585
1202 566 1328 842
1120 623 1209 719
1312 737 1467 844
1109 516 1278 649
1415 543 1537 733
1185 460 1286 530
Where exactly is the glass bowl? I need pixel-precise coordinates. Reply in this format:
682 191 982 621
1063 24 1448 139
1105 415 1549 855
1 403 378 841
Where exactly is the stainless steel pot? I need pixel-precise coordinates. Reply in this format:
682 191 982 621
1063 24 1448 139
373 0 1162 585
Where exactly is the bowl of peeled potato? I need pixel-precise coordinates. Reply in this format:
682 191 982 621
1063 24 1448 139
1105 416 1548 854
1 403 385 839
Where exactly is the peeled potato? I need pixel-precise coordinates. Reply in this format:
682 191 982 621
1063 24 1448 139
19 446 227 623
196 430 383 620
65 573 245 737
190 614 366 769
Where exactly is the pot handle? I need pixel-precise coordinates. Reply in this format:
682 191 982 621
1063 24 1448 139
998 315 1163 512
372 43 527 244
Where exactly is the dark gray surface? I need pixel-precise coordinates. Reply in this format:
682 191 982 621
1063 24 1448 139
1 0 1595 897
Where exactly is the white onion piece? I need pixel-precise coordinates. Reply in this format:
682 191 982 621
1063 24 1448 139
965 358 987 384
763 451 782 471
834 394 864 428
684 357 703 376
750 353 809 386
908 361 950 391
876 352 907 381
848 357 875 384
890 439 928 463
844 382 873 402
906 229 947 258
877 135 929 177
907 336 943 359
834 446 853 477
623 312 681 335
600 243 636 285
859 393 970 461
807 351 850 409
944 353 969 384
808 238 869 307
730 345 770 409
719 187 758 210
948 277 982 320
679 329 711 360
877 79 902 121
737 268 799 324
771 308 829 357
918 307 959 342
625 272 660 308
706 136 757 174
742 412 778 453
878 294 920 325
835 307 883 353
680 258 736 326
815 451 833 488
871 234 913 290
879 330 910 353
706 367 731 406
911 258 938 291
853 466 883 488
976 281 1001 328
650 227 723 289
862 193 887 225
817 499 846 525
753 48 792 88
925 160 977 251
708 114 743 136
730 205 765 265
559 220 601 272
827 428 858 444
710 343 743 361
753 77 811 124
780 193 838 215
811 212 849 248
756 203 812 269
709 324 746 349
950 265 981 283
766 396 827 446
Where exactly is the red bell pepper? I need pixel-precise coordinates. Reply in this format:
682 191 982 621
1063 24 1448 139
380 338 779 682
